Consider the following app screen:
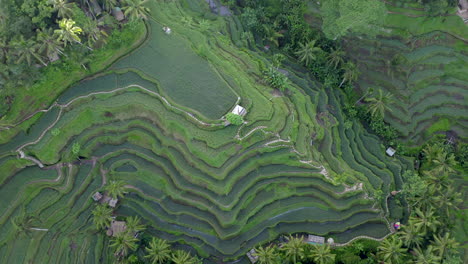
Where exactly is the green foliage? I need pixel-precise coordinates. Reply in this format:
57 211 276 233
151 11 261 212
92 204 113 230
71 142 80 154
321 0 388 39
262 66 288 91
51 128 60 136
225 113 243 125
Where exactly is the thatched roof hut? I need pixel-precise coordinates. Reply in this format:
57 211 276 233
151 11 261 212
112 7 125 22
106 220 126 237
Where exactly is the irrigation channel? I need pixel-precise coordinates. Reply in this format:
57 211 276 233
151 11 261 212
0 1 412 263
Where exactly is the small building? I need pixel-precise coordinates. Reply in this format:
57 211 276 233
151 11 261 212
306 234 325 244
106 220 126 237
92 192 103 202
108 198 118 208
327 238 335 245
246 248 258 263
90 0 102 16
457 0 468 23
162 26 172 34
231 105 247 116
112 7 125 22
386 147 396 157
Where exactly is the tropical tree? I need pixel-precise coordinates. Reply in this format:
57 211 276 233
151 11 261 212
12 36 46 66
432 233 459 259
11 209 40 237
50 0 74 18
110 231 139 258
412 245 440 264
422 143 444 166
339 61 359 87
122 0 150 21
295 40 322 66
253 245 280 264
281 235 305 263
377 236 406 264
398 222 423 249
433 186 462 218
262 24 283 47
92 204 113 230
410 207 441 234
145 237 171 264
55 18 83 46
105 180 127 199
327 48 345 69
101 0 117 12
171 250 198 264
308 244 336 264
431 151 458 175
82 19 108 46
37 28 64 61
125 216 145 234
365 89 394 119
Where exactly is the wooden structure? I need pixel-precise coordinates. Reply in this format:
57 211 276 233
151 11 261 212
457 0 468 23
231 105 247 116
246 248 258 263
305 234 325 244
112 7 125 22
106 220 126 237
108 198 118 208
386 147 396 157
92 192 103 202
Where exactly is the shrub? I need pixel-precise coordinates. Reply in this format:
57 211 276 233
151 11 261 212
72 143 81 154
226 113 243 125
262 66 288 91
51 128 61 136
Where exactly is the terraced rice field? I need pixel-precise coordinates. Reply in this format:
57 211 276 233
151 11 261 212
343 1 468 146
0 0 409 262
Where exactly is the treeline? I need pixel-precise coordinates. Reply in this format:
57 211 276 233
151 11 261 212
0 0 148 115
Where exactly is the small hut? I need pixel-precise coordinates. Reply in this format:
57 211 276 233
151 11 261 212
90 0 102 16
246 248 258 263
457 0 468 23
112 7 125 22
162 26 172 34
305 234 325 244
231 105 247 116
92 192 103 202
386 147 396 157
107 220 127 237
327 238 335 245
108 198 118 208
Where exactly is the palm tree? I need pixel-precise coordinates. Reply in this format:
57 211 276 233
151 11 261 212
327 48 345 69
308 244 335 264
339 61 359 87
281 235 305 263
422 143 444 166
432 233 459 259
54 18 83 46
37 28 64 61
262 24 283 47
11 209 40 237
92 204 113 230
12 36 46 66
50 0 74 18
253 245 280 264
377 236 406 264
100 0 117 12
365 89 394 119
145 237 171 264
105 180 127 199
433 186 462 218
431 151 458 175
171 250 198 264
125 216 145 234
122 0 150 21
398 222 423 249
83 19 108 46
412 245 440 264
295 40 322 66
110 231 139 258
410 207 441 234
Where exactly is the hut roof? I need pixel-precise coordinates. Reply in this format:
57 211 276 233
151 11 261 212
306 235 325 244
90 0 102 15
107 220 126 237
459 0 468 10
232 105 247 116
112 7 125 21
386 147 396 157
246 248 258 263
108 198 118 208
92 192 103 202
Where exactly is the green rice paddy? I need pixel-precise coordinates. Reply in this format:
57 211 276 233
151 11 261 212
0 0 412 262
